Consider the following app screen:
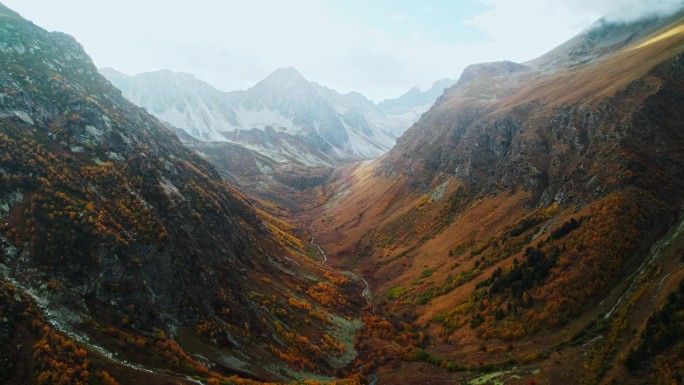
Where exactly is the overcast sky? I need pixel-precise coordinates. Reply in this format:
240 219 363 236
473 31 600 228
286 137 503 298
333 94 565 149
3 0 683 101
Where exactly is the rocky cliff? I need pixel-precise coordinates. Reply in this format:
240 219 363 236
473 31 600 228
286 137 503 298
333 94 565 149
307 12 684 385
0 5 366 383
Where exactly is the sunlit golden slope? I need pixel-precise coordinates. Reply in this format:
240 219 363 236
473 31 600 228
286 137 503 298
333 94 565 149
305 12 684 385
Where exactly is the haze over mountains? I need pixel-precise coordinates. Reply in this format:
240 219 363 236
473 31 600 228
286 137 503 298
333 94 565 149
101 66 453 166
2 2 684 385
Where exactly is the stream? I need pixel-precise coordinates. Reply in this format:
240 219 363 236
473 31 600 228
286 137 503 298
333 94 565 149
4 275 205 384
309 232 373 307
604 216 684 319
5 232 382 385
309 233 328 264
310 232 379 384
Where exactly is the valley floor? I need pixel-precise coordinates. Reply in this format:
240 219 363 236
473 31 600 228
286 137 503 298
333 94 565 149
289 160 684 385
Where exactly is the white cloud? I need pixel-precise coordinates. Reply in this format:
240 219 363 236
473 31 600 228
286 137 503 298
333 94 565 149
465 0 597 62
561 0 684 22
3 0 682 101
463 0 683 68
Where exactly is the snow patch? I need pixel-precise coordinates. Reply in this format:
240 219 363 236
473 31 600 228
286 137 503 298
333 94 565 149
255 160 274 181
234 106 301 134
343 123 387 158
159 178 181 198
12 110 34 125
85 124 103 138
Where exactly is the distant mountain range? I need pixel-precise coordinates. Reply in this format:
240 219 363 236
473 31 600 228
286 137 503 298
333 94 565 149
6 1 683 383
101 67 453 166
377 78 454 113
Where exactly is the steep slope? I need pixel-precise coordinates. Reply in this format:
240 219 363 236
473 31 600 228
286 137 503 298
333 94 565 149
307 12 684 385
0 5 369 384
366 78 455 145
180 135 334 212
99 67 239 140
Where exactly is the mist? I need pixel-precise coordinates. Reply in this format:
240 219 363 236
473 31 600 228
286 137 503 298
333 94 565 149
3 0 683 101
563 0 684 22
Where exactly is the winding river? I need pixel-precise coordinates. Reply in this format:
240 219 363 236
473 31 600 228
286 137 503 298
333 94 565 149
309 232 373 307
310 232 379 383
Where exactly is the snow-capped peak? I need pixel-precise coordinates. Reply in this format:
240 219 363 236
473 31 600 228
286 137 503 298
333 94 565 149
101 67 450 165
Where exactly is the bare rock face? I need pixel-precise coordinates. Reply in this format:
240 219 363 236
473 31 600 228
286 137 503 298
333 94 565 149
385 14 684 209
0 9 376 382
0 3 292 341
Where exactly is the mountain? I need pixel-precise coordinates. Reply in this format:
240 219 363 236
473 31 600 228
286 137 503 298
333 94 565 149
366 78 455 144
377 78 454 113
232 66 388 162
0 4 370 384
6 1 684 384
101 67 451 210
305 11 684 385
101 67 445 166
99 67 240 140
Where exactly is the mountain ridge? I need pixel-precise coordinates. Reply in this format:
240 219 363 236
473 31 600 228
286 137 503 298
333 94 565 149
101 65 452 166
378 78 455 113
304 11 684 385
3 1 684 384
0 6 370 383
